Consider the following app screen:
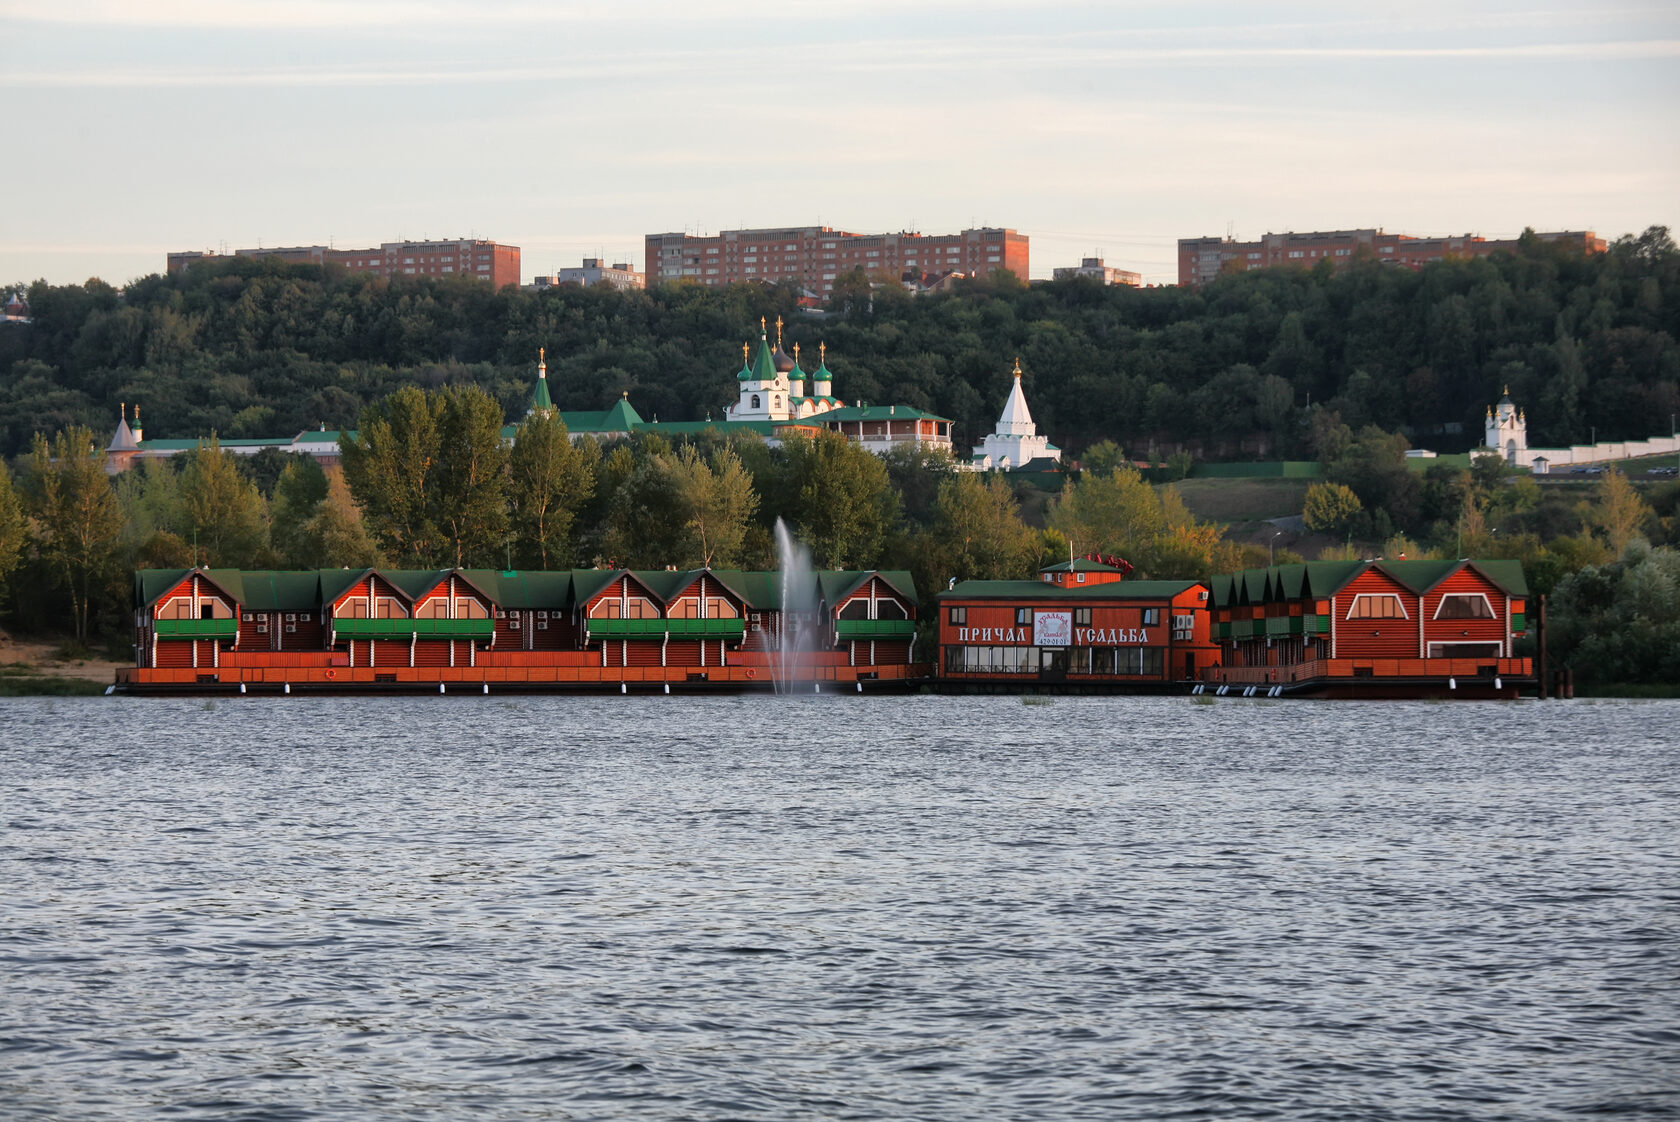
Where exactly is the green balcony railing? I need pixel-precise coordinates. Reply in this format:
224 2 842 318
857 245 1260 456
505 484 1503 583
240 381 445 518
586 617 745 640
1264 615 1305 636
154 617 238 640
333 617 494 640
835 618 916 640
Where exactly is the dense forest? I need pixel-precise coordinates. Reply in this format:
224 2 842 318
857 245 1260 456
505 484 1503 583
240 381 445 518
4 226 1678 462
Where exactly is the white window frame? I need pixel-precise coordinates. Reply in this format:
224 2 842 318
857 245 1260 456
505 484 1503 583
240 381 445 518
1432 593 1496 621
1346 593 1409 621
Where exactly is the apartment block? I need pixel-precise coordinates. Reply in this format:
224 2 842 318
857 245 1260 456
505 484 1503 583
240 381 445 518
644 225 1028 297
167 239 521 288
1052 257 1141 286
533 258 644 291
1177 229 1605 287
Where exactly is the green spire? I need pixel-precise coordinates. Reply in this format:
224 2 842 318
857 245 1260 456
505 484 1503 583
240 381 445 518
529 347 553 414
750 334 778 384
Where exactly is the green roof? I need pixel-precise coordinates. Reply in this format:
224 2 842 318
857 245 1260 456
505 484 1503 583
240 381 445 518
134 566 922 615
942 579 1202 601
819 404 951 423
1209 559 1529 607
531 372 553 413
747 337 778 384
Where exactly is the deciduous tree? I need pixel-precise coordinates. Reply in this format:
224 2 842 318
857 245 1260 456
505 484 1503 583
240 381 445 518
509 413 598 569
24 427 123 641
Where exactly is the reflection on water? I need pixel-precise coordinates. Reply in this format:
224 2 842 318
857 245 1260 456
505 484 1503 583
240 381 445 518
2 696 1676 1120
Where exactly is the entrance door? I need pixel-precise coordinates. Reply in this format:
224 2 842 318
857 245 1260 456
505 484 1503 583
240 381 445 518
1038 648 1067 682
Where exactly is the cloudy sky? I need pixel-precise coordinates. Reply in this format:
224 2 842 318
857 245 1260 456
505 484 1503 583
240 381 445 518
3 0 1676 287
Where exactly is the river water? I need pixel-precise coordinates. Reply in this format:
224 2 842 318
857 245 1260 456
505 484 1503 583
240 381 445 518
2 695 1676 1120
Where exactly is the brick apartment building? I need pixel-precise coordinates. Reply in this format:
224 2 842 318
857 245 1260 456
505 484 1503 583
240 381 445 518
644 226 1028 297
1177 229 1605 287
167 239 522 288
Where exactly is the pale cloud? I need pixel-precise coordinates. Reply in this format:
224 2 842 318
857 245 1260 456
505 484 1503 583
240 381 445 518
6 37 1677 88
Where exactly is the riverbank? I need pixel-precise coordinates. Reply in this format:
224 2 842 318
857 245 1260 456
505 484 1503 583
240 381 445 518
0 633 124 696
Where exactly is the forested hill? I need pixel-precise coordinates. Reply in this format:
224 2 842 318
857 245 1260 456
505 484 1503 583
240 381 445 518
3 226 1676 462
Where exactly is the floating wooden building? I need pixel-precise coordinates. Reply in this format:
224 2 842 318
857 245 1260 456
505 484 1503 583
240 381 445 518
1202 559 1532 698
118 566 923 693
937 560 1221 690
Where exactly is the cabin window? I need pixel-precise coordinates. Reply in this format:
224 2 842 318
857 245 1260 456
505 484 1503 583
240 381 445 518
1015 608 1033 626
839 600 870 620
876 599 907 620
1075 607 1092 626
1434 594 1495 620
414 598 450 619
1347 594 1408 620
1076 573 1086 583
705 597 738 618
590 595 657 619
948 607 966 625
669 598 701 619
1141 608 1160 626
454 599 488 619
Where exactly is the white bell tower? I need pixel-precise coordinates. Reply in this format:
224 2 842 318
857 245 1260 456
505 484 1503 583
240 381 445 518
1484 386 1526 464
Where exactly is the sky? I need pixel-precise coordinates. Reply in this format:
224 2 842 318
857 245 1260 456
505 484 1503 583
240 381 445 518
2 0 1676 288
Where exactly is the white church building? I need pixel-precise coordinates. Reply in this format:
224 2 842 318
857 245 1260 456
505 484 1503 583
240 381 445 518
1482 387 1679 473
970 359 1061 472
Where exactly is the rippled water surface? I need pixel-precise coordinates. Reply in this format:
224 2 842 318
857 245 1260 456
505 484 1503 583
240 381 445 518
3 695 1677 1120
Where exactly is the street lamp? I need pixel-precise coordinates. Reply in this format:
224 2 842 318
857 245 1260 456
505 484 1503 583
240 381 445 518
1269 529 1283 567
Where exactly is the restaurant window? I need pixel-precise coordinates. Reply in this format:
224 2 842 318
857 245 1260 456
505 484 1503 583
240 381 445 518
948 606 966 625
1141 608 1160 626
1075 607 1092 626
1015 608 1033 626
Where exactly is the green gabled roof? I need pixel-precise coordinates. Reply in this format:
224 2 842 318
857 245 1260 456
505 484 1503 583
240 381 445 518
602 396 644 431
560 399 643 434
222 570 322 612
818 404 952 423
1300 561 1365 597
317 567 379 604
941 579 1200 600
1465 559 1529 596
705 569 779 610
295 430 344 444
461 569 571 610
1372 559 1459 594
569 568 634 604
135 568 195 607
630 569 697 602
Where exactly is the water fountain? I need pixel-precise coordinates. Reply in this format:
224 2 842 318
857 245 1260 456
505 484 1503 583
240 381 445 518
773 518 820 694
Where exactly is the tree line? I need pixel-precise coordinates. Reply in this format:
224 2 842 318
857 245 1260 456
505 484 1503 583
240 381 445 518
2 386 1673 686
4 226 1676 466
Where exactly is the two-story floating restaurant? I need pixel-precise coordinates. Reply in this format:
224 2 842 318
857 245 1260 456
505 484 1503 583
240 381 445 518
119 566 922 693
937 559 1222 690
